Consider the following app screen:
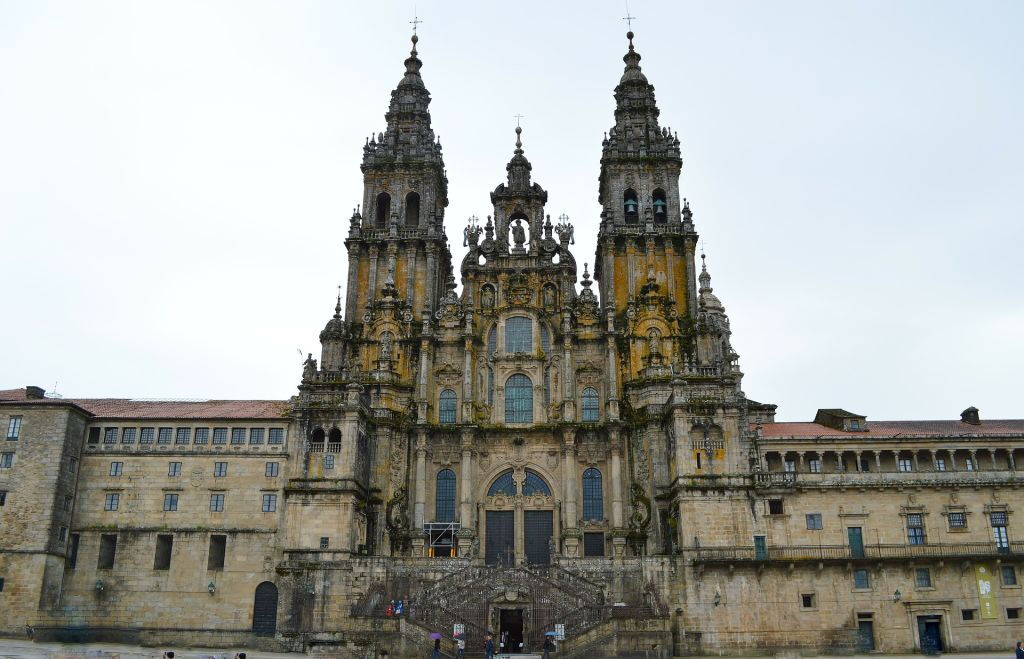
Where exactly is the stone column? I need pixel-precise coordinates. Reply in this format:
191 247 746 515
854 451 863 472
798 453 806 472
346 247 360 320
989 449 998 470
929 449 939 471
969 449 978 471
950 450 958 472
414 431 427 530
610 430 624 528
459 430 474 526
368 245 379 298
1009 450 1016 472
912 451 920 472
424 244 438 315
874 452 882 472
562 428 578 527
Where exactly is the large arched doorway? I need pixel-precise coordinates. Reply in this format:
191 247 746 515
252 581 278 636
484 469 555 566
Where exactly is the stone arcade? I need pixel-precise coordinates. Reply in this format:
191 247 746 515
1 30 1023 658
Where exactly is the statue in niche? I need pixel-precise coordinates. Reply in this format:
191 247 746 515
481 286 495 311
380 332 393 360
543 285 556 310
647 329 662 358
511 218 527 251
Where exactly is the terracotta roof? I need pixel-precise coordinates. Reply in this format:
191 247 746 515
0 388 27 401
757 419 1024 439
0 391 289 420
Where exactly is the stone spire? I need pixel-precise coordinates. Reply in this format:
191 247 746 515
698 253 724 313
602 31 680 163
505 126 533 192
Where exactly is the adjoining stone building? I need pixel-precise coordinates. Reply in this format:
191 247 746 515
1 31 1022 658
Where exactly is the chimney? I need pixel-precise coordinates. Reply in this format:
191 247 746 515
25 385 46 400
960 406 981 425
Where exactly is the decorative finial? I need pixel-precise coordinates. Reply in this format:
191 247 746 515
514 125 523 152
410 9 423 36
335 285 342 317
514 113 524 128
623 2 637 32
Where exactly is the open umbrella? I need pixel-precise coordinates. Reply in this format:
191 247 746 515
429 632 442 640
545 631 558 636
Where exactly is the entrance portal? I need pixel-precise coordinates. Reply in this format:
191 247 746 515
486 510 515 565
524 510 553 565
499 608 524 654
917 615 944 654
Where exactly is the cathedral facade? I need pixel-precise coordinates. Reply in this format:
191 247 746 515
1 31 1022 658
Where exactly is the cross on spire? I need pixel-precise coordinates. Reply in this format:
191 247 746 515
513 113 524 128
409 9 423 35
622 2 637 30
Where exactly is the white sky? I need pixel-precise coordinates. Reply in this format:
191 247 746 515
1 1 1021 421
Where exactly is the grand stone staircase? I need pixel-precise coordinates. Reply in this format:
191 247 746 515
350 561 666 656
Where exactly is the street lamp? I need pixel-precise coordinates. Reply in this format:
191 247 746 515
893 589 901 602
207 581 216 595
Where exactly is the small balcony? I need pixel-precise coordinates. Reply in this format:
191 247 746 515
690 540 1024 566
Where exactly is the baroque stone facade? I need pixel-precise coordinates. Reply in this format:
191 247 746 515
1 31 1023 657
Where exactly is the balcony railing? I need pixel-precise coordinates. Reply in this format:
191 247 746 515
690 540 1024 564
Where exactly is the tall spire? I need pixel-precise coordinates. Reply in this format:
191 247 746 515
503 126 536 194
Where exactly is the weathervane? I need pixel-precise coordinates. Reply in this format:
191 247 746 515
410 9 423 35
622 2 637 30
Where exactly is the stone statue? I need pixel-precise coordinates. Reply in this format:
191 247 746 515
647 329 661 357
543 285 556 309
302 353 317 380
481 286 495 310
470 538 480 559
380 332 393 360
511 218 526 250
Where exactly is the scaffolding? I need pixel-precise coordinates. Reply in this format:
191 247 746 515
425 521 460 557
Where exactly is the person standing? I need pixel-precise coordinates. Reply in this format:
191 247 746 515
484 632 495 659
542 635 555 659
456 634 466 658
431 638 442 659
1015 641 1024 659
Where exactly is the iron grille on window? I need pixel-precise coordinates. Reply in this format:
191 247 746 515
907 513 926 545
250 428 265 444
948 512 967 529
582 468 604 520
104 428 118 444
504 374 533 423
523 470 551 496
439 389 457 424
121 428 136 444
157 428 172 444
854 569 870 589
175 428 190 445
212 428 228 445
488 470 516 496
268 428 284 445
435 469 456 522
540 325 550 352
230 428 245 445
139 427 154 444
505 317 533 353
991 511 1008 526
194 428 209 444
581 387 600 422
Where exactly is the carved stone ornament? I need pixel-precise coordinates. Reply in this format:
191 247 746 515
505 272 532 306
628 482 652 531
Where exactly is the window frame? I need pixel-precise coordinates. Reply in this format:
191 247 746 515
109 461 123 477
915 567 933 588
262 493 278 512
214 461 227 477
805 513 823 530
504 373 534 423
853 568 870 590
265 462 279 478
209 493 225 513
168 461 182 477
504 316 533 354
163 493 179 512
581 387 600 422
582 468 604 521
435 468 457 523
6 416 22 440
438 389 457 424
103 492 119 511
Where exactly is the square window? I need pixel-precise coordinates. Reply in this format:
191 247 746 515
67 533 80 568
63 495 72 511
325 454 335 469
849 419 860 430
800 593 815 609
7 416 22 440
768 499 784 515
154 534 173 570
1001 565 1018 586
965 458 974 471
121 428 136 444
265 462 279 477
208 535 226 570
58 526 68 544
97 534 117 569
214 462 227 477
805 513 823 530
808 458 822 473
157 427 172 444
209 493 224 512
212 428 228 445
915 567 932 588
853 569 870 589
230 428 246 445
935 458 946 471
168 461 182 477
268 428 284 445
193 428 209 445
907 513 926 545
991 511 1009 526
87 427 100 444
961 608 976 621
262 493 277 512
583 531 605 557
249 428 264 445
103 428 118 444
139 427 154 444
320 537 330 549
163 493 179 511
109 461 123 477
1008 608 1021 619
103 493 119 511
175 428 190 445
0 453 13 469
948 512 967 530
898 458 913 472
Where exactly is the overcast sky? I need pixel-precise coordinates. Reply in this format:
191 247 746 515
1 1 1021 421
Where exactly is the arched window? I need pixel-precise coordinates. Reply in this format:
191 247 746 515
488 470 516 496
623 189 639 223
375 192 391 227
439 389 457 424
504 374 533 423
653 189 667 222
543 368 551 406
435 468 456 522
252 581 279 635
310 428 325 444
581 387 600 422
487 325 497 355
540 325 550 352
328 427 341 444
505 317 532 353
582 468 604 520
405 191 420 227
487 367 495 405
523 470 551 496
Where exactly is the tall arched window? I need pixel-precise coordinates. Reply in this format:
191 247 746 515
543 368 551 405
523 470 551 496
405 191 420 227
328 427 341 444
375 192 391 227
581 387 600 422
310 427 325 447
504 374 533 423
505 317 532 353
488 470 516 496
435 469 456 522
623 189 639 223
540 325 550 352
487 367 495 405
439 389 457 424
653 188 667 222
582 468 604 520
487 325 497 355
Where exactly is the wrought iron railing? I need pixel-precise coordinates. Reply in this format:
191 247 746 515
691 540 1024 564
